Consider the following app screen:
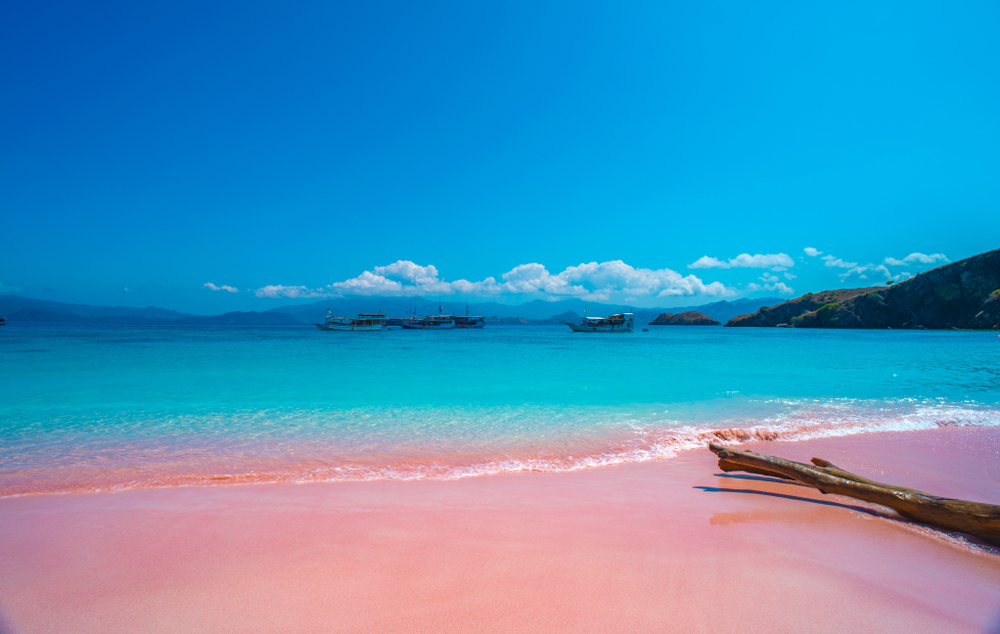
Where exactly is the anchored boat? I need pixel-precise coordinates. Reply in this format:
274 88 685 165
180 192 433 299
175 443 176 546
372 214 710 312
313 312 386 331
451 314 485 328
565 312 634 333
443 306 485 328
400 315 455 330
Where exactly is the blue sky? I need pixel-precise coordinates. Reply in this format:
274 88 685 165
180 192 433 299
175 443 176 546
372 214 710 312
2 1 998 313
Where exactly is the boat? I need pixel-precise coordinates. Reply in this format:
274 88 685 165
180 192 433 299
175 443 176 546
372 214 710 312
398 301 459 330
565 312 634 333
313 312 386 331
0 315 6 326
384 318 405 330
443 305 485 329
451 314 485 328
435 304 485 329
399 315 455 330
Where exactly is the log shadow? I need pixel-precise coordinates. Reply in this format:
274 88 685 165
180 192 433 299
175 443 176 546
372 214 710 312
697 486 1000 551
714 473 812 487
0 609 17 634
986 605 1000 634
693 486 890 518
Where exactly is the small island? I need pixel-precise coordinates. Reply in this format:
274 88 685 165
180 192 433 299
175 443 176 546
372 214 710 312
649 311 721 326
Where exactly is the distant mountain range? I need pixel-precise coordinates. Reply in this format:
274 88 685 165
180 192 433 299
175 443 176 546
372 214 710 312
0 296 299 325
0 294 786 326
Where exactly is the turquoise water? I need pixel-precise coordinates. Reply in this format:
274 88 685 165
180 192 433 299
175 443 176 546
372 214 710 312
1 324 998 495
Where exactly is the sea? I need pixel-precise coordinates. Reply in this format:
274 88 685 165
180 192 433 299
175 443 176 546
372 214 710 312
1 324 998 497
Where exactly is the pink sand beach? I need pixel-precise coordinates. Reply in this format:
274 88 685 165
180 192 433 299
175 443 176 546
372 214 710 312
1 426 998 634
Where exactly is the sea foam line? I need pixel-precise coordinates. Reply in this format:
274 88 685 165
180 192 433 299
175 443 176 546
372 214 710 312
1 404 997 498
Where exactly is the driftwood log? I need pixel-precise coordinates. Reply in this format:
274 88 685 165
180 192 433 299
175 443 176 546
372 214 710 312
709 443 1000 546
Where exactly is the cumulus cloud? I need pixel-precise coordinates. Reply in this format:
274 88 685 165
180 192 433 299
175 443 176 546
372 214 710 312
834 263 909 283
810 250 939 285
883 252 949 267
372 261 441 284
509 260 734 299
204 282 239 293
688 253 794 271
253 260 737 301
784 272 797 280
822 255 858 269
745 273 794 295
804 247 822 257
747 281 795 295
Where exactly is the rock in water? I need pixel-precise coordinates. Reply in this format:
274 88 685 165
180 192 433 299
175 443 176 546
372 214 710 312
649 311 721 326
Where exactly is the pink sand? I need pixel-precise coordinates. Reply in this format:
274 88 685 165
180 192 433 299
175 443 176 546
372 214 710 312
1 426 999 633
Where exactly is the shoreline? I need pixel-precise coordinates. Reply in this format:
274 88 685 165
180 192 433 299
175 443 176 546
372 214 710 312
1 426 999 633
4 401 997 499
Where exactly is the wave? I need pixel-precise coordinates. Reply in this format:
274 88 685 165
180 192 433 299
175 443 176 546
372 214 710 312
1 402 998 498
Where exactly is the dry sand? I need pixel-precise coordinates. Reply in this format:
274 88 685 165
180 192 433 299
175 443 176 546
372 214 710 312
1 426 998 633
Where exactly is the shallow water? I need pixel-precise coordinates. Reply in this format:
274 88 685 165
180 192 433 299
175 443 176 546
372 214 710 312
1 324 997 495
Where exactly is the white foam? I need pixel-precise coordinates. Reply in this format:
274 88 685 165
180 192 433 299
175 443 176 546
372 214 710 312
2 402 999 497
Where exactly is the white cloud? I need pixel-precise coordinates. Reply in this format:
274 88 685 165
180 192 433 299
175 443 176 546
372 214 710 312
204 282 239 293
551 260 734 298
822 255 858 269
784 272 797 280
253 285 328 299
499 263 587 296
804 247 822 257
689 253 796 271
747 272 794 295
819 252 933 284
747 281 795 295
688 253 794 270
0 281 23 294
883 252 949 267
330 271 407 295
835 263 905 283
253 260 738 302
372 261 441 284
688 256 726 269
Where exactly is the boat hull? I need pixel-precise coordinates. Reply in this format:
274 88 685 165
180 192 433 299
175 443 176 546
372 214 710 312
564 322 633 333
313 322 383 331
399 322 455 330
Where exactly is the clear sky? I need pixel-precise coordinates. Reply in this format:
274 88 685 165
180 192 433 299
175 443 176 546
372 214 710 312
2 1 998 314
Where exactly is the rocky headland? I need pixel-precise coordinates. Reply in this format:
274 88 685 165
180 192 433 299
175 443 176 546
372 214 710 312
725 248 1000 329
649 311 721 326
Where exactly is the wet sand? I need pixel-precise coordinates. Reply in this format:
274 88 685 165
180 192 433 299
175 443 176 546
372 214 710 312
1 426 998 633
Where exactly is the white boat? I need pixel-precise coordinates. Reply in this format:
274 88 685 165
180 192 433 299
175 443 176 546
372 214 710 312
565 312 634 333
314 313 386 331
